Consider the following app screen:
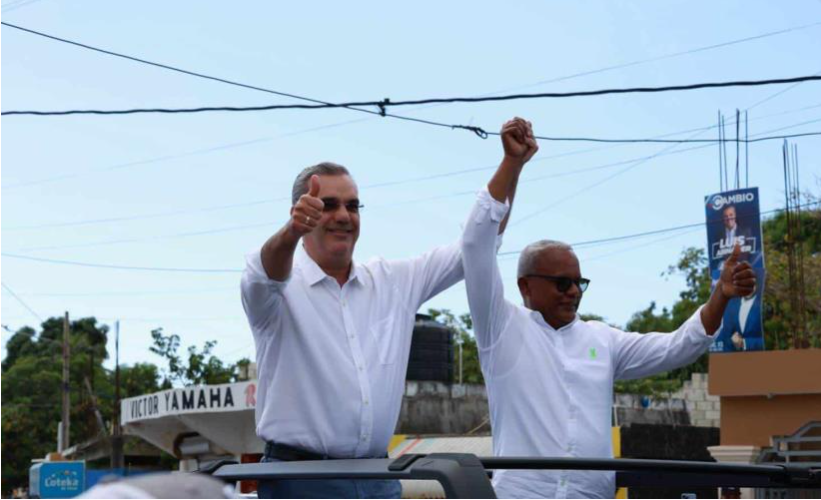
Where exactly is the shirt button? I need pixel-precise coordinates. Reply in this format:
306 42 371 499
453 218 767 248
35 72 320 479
342 300 347 307
358 365 364 371
364 399 369 405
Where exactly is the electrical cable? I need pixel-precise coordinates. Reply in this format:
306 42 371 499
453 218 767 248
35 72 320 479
12 123 821 255
0 253 242 273
485 21 821 94
3 201 817 275
2 117 371 190
0 286 236 298
6 116 820 244
5 100 820 225
4 75 821 117
499 201 820 258
0 21 478 133
5 19 820 131
506 78 820 229
2 282 45 322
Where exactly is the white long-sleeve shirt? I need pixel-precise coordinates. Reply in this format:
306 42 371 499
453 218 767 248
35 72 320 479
462 190 714 499
241 241 462 458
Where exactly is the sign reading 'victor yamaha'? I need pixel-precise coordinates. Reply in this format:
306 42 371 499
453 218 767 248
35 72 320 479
122 380 257 424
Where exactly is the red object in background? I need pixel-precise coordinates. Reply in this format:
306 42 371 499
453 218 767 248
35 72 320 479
240 453 263 494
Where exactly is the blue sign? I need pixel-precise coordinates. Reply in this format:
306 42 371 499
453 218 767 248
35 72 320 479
30 462 86 498
704 188 766 353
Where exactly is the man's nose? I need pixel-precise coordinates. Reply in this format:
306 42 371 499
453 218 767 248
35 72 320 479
333 205 352 222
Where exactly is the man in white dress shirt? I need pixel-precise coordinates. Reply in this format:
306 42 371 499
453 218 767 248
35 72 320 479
240 118 536 498
461 133 756 498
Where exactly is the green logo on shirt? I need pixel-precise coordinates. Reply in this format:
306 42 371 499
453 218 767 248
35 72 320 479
589 348 597 360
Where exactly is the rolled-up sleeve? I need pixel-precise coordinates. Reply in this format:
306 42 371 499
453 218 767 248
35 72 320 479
462 189 512 350
612 306 714 380
240 248 289 332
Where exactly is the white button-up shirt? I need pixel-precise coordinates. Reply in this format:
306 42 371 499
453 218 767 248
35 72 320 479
462 190 714 499
241 241 462 458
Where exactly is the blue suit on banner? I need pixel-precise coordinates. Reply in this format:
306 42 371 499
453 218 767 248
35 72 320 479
714 293 764 352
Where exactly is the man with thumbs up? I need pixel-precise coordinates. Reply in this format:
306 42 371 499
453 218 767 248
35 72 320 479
240 118 538 498
461 148 756 498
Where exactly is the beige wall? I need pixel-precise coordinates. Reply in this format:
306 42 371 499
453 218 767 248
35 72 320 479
719 394 821 446
709 349 821 447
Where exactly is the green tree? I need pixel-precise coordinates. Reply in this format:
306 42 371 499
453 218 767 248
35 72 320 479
759 201 821 349
427 308 484 385
149 328 247 386
120 362 163 396
1 317 112 496
615 195 821 395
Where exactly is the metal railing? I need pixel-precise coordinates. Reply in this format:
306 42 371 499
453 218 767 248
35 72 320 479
204 453 821 498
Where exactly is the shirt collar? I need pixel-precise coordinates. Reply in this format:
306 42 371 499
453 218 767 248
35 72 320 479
529 308 579 333
295 245 360 287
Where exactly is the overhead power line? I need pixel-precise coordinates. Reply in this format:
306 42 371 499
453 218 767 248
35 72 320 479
528 131 821 144
493 21 821 93
5 19 820 128
2 282 45 322
0 21 478 133
3 202 818 275
10 121 821 254
500 201 820 257
5 100 820 206
4 75 821 118
5 112 819 239
1 253 241 273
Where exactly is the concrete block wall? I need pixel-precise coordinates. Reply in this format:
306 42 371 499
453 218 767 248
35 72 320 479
396 381 489 435
671 372 721 427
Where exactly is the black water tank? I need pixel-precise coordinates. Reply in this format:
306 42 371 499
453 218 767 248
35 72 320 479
406 314 454 382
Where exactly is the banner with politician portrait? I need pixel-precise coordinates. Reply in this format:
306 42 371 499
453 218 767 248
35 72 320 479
704 187 765 353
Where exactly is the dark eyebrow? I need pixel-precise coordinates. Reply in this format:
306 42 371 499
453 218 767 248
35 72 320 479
321 197 361 204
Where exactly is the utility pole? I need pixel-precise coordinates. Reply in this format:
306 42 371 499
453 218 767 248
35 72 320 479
60 311 70 453
457 336 464 385
111 320 124 469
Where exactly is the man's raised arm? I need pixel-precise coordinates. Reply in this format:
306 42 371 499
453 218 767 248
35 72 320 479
463 118 538 348
613 243 757 380
260 175 324 281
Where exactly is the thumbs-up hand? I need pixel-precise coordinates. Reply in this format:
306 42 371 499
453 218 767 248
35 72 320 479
289 174 325 237
719 243 756 298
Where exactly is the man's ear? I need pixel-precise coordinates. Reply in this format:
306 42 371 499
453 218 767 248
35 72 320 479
517 277 530 306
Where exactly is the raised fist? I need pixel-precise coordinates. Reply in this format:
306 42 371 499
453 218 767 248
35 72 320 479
501 117 539 164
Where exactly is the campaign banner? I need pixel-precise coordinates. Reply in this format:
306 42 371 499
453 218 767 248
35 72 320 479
704 188 765 353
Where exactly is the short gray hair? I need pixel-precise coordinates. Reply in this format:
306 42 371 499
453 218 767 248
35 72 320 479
291 162 352 205
517 240 574 277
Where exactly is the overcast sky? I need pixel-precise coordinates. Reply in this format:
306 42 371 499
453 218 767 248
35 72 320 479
2 0 820 369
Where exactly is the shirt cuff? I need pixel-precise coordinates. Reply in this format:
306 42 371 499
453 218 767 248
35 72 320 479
686 305 712 342
476 188 510 223
244 248 290 289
